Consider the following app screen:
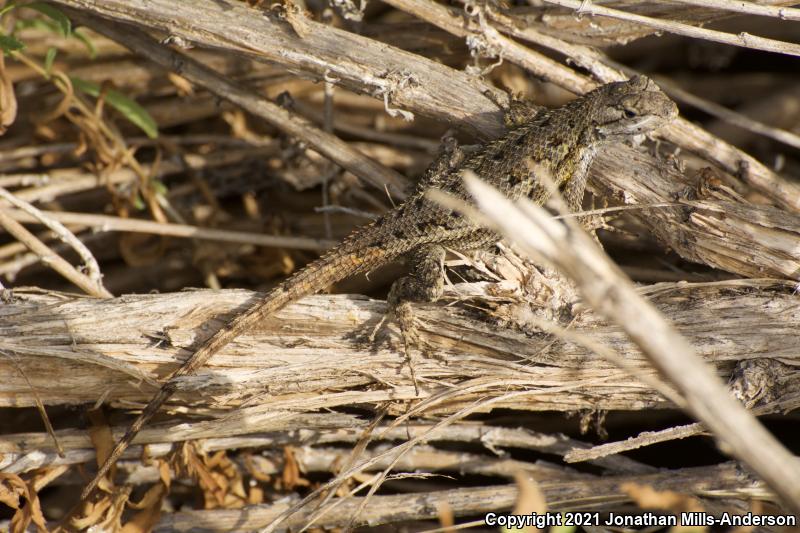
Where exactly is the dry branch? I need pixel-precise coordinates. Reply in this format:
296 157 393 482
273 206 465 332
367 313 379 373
154 463 767 531
0 461 767 531
3 281 798 413
0 210 110 297
505 0 800 47
51 0 502 135
0 208 335 251
542 0 800 57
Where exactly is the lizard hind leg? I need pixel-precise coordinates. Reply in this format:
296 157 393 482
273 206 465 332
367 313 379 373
387 243 447 362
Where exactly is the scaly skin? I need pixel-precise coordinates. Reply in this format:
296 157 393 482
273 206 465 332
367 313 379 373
77 76 677 505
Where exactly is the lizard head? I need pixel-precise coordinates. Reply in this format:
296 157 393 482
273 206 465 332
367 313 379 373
589 75 678 139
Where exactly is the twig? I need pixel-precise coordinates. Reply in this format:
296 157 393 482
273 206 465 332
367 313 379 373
541 0 800 58
652 76 800 151
261 388 596 533
566 390 800 463
461 175 800 513
0 208 111 297
668 0 800 21
0 187 106 286
12 51 162 216
0 207 335 251
47 0 504 131
7 147 278 204
566 422 707 463
5 284 798 411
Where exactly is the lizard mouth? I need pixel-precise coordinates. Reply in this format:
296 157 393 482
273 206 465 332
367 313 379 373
598 114 665 137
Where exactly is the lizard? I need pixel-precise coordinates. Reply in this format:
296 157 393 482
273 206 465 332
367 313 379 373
77 75 677 504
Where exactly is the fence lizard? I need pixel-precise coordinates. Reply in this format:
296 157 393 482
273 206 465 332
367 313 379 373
78 75 677 503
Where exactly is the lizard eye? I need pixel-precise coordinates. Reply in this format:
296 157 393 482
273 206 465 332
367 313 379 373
623 109 637 119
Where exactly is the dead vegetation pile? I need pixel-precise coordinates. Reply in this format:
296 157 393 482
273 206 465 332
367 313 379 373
1 0 800 531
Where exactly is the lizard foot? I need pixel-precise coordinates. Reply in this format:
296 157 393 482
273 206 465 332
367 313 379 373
393 301 438 358
392 301 427 395
360 303 435 351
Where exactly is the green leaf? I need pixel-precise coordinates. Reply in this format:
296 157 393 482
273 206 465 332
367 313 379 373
132 192 146 211
0 33 24 52
0 2 19 18
151 179 168 197
24 2 71 37
73 28 96 59
71 77 159 139
14 17 51 32
43 46 56 76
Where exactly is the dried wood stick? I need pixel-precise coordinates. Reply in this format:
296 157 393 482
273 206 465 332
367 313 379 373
477 12 800 151
49 0 800 212
667 0 800 21
0 209 111 297
543 0 800 57
49 0 504 134
0 208 335 251
8 147 279 204
4 283 798 411
0 187 105 286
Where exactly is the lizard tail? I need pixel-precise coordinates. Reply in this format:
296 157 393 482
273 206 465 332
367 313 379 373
79 225 398 503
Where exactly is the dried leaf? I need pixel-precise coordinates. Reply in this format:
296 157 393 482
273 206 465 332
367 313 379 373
167 72 194 96
621 482 705 513
437 500 455 532
0 474 23 509
0 52 18 134
282 446 303 490
87 408 115 470
0 473 48 533
507 472 547 533
158 458 172 491
248 484 264 505
281 1 313 38
70 492 114 530
122 483 166 533
513 472 547 515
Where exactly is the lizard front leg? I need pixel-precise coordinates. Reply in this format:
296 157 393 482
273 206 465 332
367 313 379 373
560 146 605 234
562 161 589 214
387 243 446 357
